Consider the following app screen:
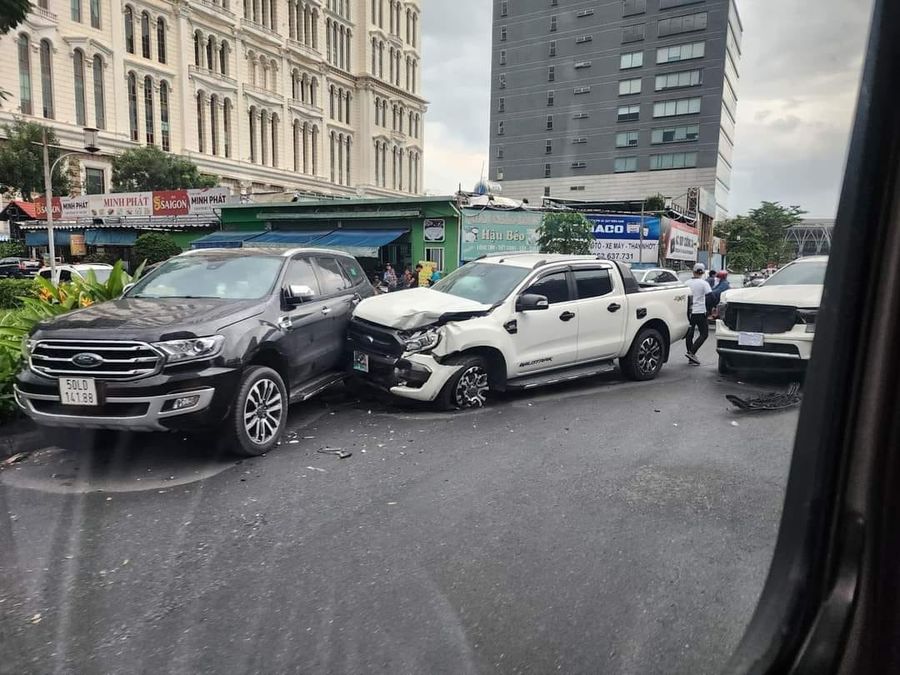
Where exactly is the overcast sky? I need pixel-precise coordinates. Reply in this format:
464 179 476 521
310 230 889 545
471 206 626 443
421 0 874 218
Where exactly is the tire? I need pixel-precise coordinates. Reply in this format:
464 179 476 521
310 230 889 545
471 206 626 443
620 328 666 381
220 366 288 457
437 355 491 411
718 354 732 375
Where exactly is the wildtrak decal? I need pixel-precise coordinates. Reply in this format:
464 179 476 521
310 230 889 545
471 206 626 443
519 357 552 367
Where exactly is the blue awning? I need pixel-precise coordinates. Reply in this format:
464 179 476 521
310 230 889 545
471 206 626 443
85 229 138 246
25 230 72 246
191 231 266 249
311 229 408 248
243 230 334 247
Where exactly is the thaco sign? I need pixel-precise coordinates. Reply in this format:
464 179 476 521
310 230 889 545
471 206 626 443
585 214 661 264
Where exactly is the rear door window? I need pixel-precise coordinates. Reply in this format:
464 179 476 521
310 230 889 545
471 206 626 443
523 271 571 304
314 257 353 295
574 269 614 299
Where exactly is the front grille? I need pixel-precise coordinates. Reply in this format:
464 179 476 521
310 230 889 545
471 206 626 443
347 318 405 357
723 303 797 334
30 340 163 381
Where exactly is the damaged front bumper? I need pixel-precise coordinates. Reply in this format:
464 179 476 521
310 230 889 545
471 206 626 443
349 349 463 402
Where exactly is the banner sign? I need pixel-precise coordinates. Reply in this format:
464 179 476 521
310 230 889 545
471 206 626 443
585 214 661 264
663 218 700 261
459 209 542 260
36 188 231 220
423 219 445 243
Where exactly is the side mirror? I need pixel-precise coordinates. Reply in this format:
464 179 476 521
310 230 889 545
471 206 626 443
516 293 550 312
285 284 316 306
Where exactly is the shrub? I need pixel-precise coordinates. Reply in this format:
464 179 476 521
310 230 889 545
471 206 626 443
0 241 27 259
0 278 36 309
133 232 182 266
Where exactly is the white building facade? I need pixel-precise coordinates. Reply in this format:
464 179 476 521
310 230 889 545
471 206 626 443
0 0 424 197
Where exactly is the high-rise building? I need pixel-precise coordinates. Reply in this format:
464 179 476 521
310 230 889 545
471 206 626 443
0 0 425 197
489 0 741 219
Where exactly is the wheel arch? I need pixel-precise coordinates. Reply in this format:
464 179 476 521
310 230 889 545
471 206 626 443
443 346 509 390
247 346 291 391
636 319 671 361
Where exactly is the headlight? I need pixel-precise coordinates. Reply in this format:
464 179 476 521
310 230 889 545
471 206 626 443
402 327 442 354
797 309 817 333
153 335 225 364
23 339 37 359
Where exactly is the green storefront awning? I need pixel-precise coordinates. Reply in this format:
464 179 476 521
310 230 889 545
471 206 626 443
257 210 422 221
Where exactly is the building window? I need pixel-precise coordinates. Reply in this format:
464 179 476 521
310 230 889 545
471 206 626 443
616 130 639 147
571 161 586 169
622 24 645 43
549 40 556 56
660 0 705 7
620 51 644 69
653 97 702 117
90 0 100 27
84 167 105 194
157 18 167 63
544 186 551 197
159 81 170 151
71 0 81 22
548 66 555 81
546 115 553 130
500 0 508 17
617 104 640 122
655 69 702 90
545 139 552 154
544 163 551 177
496 167 504 180
497 120 504 135
498 97 505 112
619 78 642 95
143 76 154 145
500 25 507 41
127 72 138 141
573 111 589 119
574 61 592 69
223 99 231 158
210 97 219 155
657 41 705 63
92 55 105 129
623 0 646 16
574 86 591 94
196 94 205 153
39 40 53 119
658 12 708 37
575 35 592 44
651 124 700 144
577 8 595 17
572 137 588 144
496 145 504 159
141 12 151 58
499 49 506 65
649 152 698 170
614 156 638 172
550 16 557 31
73 50 86 125
425 247 445 272
570 185 586 192
124 6 134 53
547 90 554 106
499 73 506 89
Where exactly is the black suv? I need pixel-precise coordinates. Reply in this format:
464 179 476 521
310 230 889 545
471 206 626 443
14 248 374 456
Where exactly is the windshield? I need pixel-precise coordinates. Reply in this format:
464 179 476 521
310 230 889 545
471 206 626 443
431 262 530 305
765 261 828 286
85 268 112 283
127 256 284 299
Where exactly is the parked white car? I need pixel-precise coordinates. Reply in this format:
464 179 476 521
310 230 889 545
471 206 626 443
349 254 691 409
38 263 114 283
633 268 682 285
715 256 827 373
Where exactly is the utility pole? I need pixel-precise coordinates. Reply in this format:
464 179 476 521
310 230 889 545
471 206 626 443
639 199 645 266
41 128 58 283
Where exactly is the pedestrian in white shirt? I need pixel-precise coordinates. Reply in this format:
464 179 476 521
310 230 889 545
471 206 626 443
685 263 712 365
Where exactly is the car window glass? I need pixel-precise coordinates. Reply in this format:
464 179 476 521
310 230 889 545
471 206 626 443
574 269 613 299
315 257 352 295
659 272 677 282
284 257 320 296
524 271 570 304
645 271 661 283
59 270 72 282
338 257 365 286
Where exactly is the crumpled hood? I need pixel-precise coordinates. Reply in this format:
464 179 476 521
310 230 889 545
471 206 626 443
353 288 493 330
721 284 823 308
32 297 265 341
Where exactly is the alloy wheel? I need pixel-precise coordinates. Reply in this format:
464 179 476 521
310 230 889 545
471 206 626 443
637 336 662 375
454 366 489 408
243 378 284 445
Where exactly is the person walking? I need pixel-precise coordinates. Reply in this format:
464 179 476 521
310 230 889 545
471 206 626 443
711 270 731 304
383 263 398 291
685 263 712 365
707 269 718 289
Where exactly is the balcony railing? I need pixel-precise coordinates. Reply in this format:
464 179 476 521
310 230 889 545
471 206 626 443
244 83 284 102
32 5 58 21
196 0 235 16
242 19 281 41
286 39 322 60
188 64 238 87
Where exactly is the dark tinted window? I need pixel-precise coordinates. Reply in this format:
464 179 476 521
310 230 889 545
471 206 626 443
659 271 678 282
525 271 570 304
284 257 320 296
338 257 365 286
315 257 352 295
574 269 613 298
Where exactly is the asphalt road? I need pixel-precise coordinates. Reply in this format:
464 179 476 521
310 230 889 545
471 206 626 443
0 344 800 675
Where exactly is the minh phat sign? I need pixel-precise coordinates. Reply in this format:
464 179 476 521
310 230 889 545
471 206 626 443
36 188 232 219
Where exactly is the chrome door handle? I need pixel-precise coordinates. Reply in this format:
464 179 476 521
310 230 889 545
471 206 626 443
321 307 331 315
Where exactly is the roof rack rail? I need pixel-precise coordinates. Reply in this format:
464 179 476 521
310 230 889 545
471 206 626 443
532 259 549 269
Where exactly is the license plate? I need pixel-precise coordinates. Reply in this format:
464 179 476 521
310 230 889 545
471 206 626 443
353 351 370 373
738 332 765 347
59 377 99 406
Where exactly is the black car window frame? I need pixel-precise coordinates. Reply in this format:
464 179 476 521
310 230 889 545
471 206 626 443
283 255 321 299
522 270 572 305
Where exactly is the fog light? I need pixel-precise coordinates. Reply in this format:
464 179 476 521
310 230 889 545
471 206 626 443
170 395 200 411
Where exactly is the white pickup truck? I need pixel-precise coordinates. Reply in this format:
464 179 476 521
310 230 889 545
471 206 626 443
348 254 690 409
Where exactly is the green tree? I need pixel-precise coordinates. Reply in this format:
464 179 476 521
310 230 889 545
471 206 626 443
133 233 182 265
643 194 666 212
537 212 594 255
749 201 805 266
0 0 30 35
112 146 218 192
0 240 26 259
715 215 767 272
0 120 71 199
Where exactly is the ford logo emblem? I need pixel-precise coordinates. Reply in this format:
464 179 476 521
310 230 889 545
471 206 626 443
72 352 104 368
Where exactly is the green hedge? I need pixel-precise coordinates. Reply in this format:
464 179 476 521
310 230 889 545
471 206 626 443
0 279 37 309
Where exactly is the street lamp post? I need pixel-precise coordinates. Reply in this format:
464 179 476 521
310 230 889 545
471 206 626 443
40 127 100 283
